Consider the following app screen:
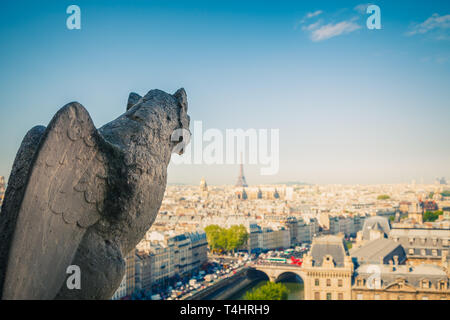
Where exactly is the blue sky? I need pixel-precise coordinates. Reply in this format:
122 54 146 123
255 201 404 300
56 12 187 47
0 0 449 185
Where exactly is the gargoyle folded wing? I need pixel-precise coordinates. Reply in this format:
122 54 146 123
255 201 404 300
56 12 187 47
0 102 109 299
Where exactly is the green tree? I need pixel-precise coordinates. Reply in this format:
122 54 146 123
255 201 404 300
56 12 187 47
204 225 223 253
377 194 390 200
423 211 443 222
441 191 450 197
204 224 249 253
216 229 228 251
227 225 249 252
345 240 352 250
245 282 288 300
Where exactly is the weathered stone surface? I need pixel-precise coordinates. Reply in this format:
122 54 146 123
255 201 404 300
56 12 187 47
0 88 190 299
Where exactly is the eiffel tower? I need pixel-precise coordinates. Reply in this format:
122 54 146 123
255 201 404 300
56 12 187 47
235 155 248 187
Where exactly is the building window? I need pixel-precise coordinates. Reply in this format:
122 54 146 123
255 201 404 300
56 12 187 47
326 279 331 287
326 293 332 300
338 293 343 300
338 279 343 287
314 292 320 300
315 279 320 286
409 248 414 255
422 280 429 289
440 282 446 290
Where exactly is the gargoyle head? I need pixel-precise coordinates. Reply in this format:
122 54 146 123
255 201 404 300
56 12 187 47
125 88 191 155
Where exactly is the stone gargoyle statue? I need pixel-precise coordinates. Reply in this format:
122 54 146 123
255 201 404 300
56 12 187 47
0 88 190 299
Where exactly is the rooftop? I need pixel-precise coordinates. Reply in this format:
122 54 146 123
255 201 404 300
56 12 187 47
350 238 406 265
310 235 348 267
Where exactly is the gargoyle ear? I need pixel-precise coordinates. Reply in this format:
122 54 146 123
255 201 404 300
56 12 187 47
173 88 188 111
127 92 142 111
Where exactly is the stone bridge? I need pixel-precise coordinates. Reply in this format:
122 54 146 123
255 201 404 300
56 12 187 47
249 263 307 283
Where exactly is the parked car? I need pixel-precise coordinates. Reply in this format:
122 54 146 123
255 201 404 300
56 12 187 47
204 274 213 282
189 279 197 286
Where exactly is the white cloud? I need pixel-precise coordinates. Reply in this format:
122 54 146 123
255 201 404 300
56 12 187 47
354 4 372 14
295 8 362 42
295 10 323 29
309 20 361 42
407 13 450 36
306 10 323 19
302 20 322 32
